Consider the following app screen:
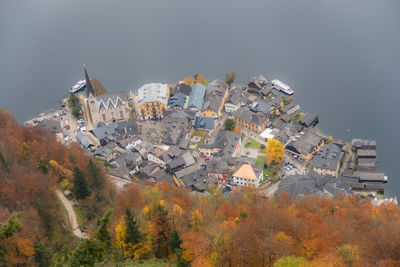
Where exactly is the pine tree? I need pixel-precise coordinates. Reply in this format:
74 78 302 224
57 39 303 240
34 242 52 267
170 229 182 252
72 167 90 199
88 159 102 190
0 151 9 172
94 209 113 247
152 205 172 258
124 207 141 245
68 239 104 266
38 156 49 174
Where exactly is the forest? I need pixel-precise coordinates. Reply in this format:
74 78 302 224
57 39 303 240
1 108 400 267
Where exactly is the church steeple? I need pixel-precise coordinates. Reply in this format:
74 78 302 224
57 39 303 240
84 64 95 98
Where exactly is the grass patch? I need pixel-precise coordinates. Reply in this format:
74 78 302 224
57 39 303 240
191 130 208 143
255 156 266 167
245 137 261 149
73 205 88 232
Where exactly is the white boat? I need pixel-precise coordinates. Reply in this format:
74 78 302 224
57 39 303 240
69 80 86 93
271 79 294 95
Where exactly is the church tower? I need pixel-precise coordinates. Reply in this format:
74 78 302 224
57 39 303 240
84 64 96 99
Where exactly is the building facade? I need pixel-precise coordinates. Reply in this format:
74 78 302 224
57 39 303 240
137 83 169 120
232 164 262 187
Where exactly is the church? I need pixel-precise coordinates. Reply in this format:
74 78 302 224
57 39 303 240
83 66 132 129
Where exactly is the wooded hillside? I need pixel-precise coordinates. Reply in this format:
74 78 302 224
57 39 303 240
1 109 399 267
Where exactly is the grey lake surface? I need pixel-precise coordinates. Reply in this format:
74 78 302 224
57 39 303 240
1 0 399 196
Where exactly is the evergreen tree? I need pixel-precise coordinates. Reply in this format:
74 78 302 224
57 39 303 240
34 242 52 267
170 229 182 252
72 167 90 199
223 119 235 131
0 151 9 172
94 209 113 247
68 239 104 267
88 159 102 190
152 205 172 258
124 207 141 245
38 156 49 174
0 213 22 259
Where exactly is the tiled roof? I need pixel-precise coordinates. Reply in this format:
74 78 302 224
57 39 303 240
233 164 258 180
233 106 268 126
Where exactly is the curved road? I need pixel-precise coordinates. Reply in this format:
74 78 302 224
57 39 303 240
55 189 88 239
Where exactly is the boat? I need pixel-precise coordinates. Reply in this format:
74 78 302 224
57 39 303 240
271 79 294 95
69 80 86 94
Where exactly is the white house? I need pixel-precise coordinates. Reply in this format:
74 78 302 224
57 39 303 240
232 164 262 187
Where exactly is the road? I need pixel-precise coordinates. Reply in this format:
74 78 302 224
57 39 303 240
55 190 88 239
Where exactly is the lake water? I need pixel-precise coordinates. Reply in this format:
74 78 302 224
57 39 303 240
1 0 399 196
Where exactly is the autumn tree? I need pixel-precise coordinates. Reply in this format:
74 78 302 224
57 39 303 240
195 74 205 85
0 213 22 260
274 256 308 267
225 72 236 86
223 119 235 131
152 205 172 258
181 76 194 86
91 78 108 96
72 167 90 199
336 244 359 267
265 139 284 165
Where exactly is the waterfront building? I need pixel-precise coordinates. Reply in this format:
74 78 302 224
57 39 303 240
233 106 269 133
201 80 229 118
187 83 206 110
84 66 132 127
224 88 249 113
311 143 343 177
137 83 169 120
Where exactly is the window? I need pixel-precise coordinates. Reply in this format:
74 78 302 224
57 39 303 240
102 114 106 121
120 111 123 118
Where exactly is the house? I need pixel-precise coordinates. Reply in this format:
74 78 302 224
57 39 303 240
187 83 206 110
233 106 269 132
37 119 63 133
198 130 241 158
201 80 229 118
174 83 192 96
92 146 114 162
259 128 280 140
167 151 195 173
168 92 190 109
311 143 343 177
341 171 387 192
172 164 201 188
286 128 326 160
357 158 376 171
147 147 167 167
137 83 169 120
351 139 376 151
277 171 352 198
194 116 214 130
224 88 249 113
90 122 118 146
274 123 302 144
112 151 142 170
299 112 319 127
76 131 95 149
82 67 132 128
357 149 376 159
232 164 262 187
248 75 268 91
250 101 273 114
206 157 256 184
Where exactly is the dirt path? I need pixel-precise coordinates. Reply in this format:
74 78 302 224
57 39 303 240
55 189 88 239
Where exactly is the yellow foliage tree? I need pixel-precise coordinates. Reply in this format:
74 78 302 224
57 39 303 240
265 139 284 165
190 210 203 232
336 244 359 267
49 160 73 180
17 238 35 257
173 204 184 217
60 179 73 191
115 220 127 252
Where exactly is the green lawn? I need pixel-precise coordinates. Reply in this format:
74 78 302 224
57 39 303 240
255 156 266 168
191 130 208 143
245 137 261 149
73 205 88 232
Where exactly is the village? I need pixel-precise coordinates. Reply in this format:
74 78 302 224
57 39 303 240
25 67 396 204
